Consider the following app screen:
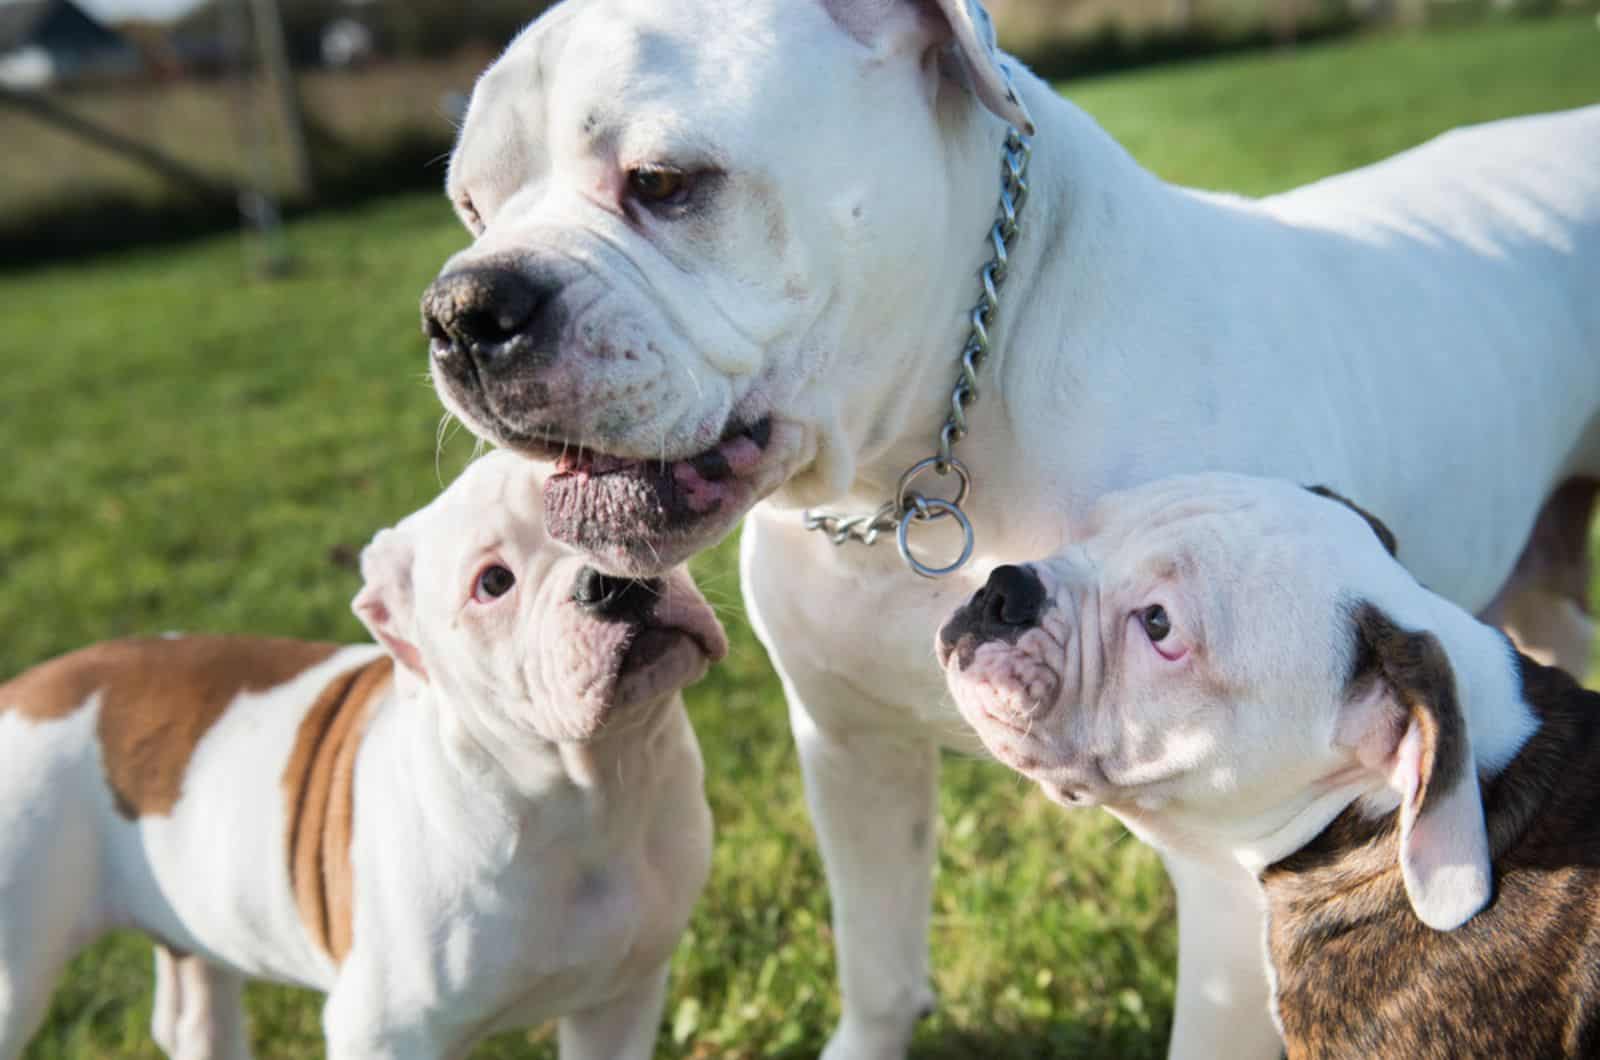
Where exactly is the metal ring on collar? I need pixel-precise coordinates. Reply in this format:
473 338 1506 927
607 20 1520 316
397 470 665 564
896 456 971 513
896 498 975 579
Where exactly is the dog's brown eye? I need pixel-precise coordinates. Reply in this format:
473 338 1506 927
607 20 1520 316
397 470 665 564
1140 604 1171 642
476 565 516 600
626 167 689 205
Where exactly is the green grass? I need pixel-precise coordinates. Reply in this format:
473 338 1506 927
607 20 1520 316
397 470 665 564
3 15 1598 1059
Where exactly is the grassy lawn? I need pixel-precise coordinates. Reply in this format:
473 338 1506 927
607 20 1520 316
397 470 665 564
3 15 1597 1059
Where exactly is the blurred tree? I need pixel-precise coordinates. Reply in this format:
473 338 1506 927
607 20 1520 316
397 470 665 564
174 0 556 65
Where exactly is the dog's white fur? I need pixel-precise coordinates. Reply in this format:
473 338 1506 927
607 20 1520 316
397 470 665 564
437 2 1600 1055
0 451 721 1060
937 473 1540 996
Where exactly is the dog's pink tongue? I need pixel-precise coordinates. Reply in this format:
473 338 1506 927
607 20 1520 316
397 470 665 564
671 435 762 514
721 436 762 475
673 461 727 514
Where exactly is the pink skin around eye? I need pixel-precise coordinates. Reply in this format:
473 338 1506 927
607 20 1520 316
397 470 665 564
1130 614 1189 663
470 563 516 606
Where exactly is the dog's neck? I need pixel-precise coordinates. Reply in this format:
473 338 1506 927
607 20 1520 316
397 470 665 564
380 681 694 853
798 68 1176 560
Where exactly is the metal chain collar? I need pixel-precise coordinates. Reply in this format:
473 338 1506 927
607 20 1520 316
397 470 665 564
802 125 1032 578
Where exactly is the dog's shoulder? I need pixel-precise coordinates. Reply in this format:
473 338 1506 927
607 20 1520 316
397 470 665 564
283 650 395 966
1 635 348 817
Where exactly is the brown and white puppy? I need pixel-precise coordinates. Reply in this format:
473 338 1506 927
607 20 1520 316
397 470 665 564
0 450 726 1060
937 473 1600 1058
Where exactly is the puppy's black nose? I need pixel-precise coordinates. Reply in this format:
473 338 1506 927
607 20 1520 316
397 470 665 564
420 265 555 371
573 567 661 621
942 564 1047 648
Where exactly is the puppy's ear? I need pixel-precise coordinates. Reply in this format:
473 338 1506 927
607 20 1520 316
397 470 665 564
352 527 427 682
820 0 1034 133
1341 602 1490 931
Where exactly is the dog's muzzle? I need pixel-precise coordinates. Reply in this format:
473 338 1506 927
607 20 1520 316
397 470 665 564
422 264 564 389
572 567 661 622
939 564 1047 665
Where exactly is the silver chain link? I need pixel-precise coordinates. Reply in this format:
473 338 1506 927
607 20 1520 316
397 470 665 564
802 124 1032 578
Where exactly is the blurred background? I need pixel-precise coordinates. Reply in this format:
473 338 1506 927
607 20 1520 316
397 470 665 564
2 0 1598 1057
1 0 1597 265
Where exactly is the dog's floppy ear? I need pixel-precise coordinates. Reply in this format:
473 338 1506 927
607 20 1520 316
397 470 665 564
1341 601 1490 931
821 0 1034 133
352 526 427 682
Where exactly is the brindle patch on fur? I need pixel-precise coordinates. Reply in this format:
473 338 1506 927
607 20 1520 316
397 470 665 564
283 655 394 965
0 637 342 818
1344 601 1466 801
1264 650 1600 1058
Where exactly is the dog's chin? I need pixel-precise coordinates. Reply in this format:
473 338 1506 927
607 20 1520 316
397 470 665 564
437 368 800 576
609 628 712 711
948 689 1120 809
535 416 783 577
586 581 727 729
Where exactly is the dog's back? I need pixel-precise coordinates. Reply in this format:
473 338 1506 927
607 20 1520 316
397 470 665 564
1264 655 1600 1059
0 636 388 1020
1269 106 1600 256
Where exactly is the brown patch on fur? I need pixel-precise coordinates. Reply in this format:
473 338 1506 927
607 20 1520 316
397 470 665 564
1307 485 1399 558
0 637 342 818
283 655 394 965
1265 651 1600 1058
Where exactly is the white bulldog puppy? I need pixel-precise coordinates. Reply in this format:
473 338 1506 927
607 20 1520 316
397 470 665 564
939 474 1600 1056
0 450 726 1060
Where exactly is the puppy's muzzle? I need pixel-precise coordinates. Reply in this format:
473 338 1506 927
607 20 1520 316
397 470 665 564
422 264 561 381
573 567 661 622
939 564 1046 665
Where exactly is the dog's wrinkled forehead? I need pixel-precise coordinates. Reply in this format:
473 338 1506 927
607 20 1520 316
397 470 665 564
1077 474 1404 609
407 451 550 565
450 0 830 205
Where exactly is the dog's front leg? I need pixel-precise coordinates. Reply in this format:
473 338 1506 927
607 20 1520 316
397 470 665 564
1163 852 1282 1060
558 963 671 1060
150 947 252 1060
787 683 939 1060
322 979 451 1060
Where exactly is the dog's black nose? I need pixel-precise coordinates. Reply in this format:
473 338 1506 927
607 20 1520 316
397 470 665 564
942 564 1047 648
573 567 661 620
421 265 555 371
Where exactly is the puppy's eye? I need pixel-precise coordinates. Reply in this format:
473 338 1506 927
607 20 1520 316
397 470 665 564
625 166 690 207
474 565 516 601
1139 604 1171 643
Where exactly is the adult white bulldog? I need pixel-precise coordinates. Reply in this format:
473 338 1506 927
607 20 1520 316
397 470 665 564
0 451 726 1060
420 0 1600 1054
936 474 1600 1058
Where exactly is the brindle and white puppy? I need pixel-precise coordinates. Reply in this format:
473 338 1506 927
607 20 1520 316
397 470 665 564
939 473 1600 1058
0 450 726 1060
